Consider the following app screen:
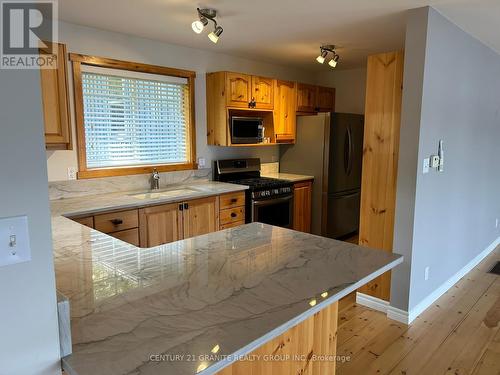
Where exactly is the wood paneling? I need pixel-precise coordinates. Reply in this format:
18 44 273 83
297 83 317 113
139 203 183 247
316 86 336 112
217 302 338 375
182 196 218 239
293 181 313 233
358 51 404 301
219 191 246 210
226 72 251 108
94 209 139 234
251 76 274 109
273 80 297 143
40 42 72 149
109 228 140 246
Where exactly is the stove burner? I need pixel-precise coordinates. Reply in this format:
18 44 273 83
228 177 291 190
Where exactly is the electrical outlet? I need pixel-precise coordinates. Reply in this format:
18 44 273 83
424 266 430 281
423 158 430 174
197 158 206 169
67 167 77 180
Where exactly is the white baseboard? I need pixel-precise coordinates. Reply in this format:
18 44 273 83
406 235 500 323
356 292 389 313
356 236 499 326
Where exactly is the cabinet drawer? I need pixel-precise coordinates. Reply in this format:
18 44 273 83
94 209 139 233
109 228 140 246
220 207 245 225
220 220 245 230
73 216 94 228
219 191 245 209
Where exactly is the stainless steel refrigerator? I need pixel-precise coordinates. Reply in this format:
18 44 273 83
279 112 364 238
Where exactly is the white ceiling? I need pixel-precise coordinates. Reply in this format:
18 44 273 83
58 0 500 71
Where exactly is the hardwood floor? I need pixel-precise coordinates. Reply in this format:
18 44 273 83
336 246 500 375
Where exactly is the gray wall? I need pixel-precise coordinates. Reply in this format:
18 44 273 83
392 7 500 311
316 68 367 114
0 71 61 373
47 21 319 181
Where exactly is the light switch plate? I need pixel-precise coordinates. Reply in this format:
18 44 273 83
67 167 77 180
423 158 430 174
0 215 31 267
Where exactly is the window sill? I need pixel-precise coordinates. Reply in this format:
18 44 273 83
77 163 197 179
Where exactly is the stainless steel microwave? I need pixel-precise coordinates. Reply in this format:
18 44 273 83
230 116 264 144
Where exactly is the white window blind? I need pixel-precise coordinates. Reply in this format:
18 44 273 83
80 66 190 169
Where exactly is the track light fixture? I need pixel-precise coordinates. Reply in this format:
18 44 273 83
192 8 223 44
316 45 340 68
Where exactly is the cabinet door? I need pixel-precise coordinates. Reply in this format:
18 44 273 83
273 80 297 143
40 42 71 149
316 86 336 112
251 76 274 109
293 181 312 233
226 72 251 108
183 196 218 239
139 203 183 247
296 84 317 113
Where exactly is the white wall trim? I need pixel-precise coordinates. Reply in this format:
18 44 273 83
387 306 410 324
356 292 389 313
357 236 499 326
405 235 500 323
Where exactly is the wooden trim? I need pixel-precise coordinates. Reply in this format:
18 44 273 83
70 53 197 179
69 53 196 78
77 163 196 179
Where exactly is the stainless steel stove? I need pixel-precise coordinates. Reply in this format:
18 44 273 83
213 158 294 228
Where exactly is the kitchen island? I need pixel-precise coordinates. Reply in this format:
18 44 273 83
51 187 402 375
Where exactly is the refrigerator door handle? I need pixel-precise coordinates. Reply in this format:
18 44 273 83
343 128 349 174
347 125 353 175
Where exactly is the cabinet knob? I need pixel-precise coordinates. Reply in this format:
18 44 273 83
110 219 123 225
179 204 183 211
184 203 189 210
230 198 238 203
231 212 237 218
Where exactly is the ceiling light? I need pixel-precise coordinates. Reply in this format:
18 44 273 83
329 54 340 68
191 18 208 34
192 8 223 44
316 50 328 64
208 26 223 44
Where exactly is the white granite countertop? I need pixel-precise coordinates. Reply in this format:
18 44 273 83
261 172 314 183
51 183 402 375
51 181 248 217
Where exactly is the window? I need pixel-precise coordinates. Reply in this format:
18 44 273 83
70 54 196 178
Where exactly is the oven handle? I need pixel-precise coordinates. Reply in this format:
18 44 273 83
251 194 294 207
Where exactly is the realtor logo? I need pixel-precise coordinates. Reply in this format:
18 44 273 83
1 0 58 69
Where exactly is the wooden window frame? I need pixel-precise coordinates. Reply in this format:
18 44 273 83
69 53 197 179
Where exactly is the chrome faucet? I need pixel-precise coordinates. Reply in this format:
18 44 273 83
151 168 160 190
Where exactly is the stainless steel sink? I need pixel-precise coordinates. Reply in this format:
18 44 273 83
129 187 200 200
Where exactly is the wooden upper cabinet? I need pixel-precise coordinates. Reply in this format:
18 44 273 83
40 42 72 149
226 72 251 108
182 196 218 238
296 83 317 113
316 86 336 112
139 203 183 248
273 80 297 143
251 76 274 109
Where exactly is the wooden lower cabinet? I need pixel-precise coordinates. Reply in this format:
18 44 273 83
293 181 312 233
139 203 183 248
110 228 140 246
217 302 338 375
182 196 218 239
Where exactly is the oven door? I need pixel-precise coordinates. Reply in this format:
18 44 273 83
251 195 293 228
